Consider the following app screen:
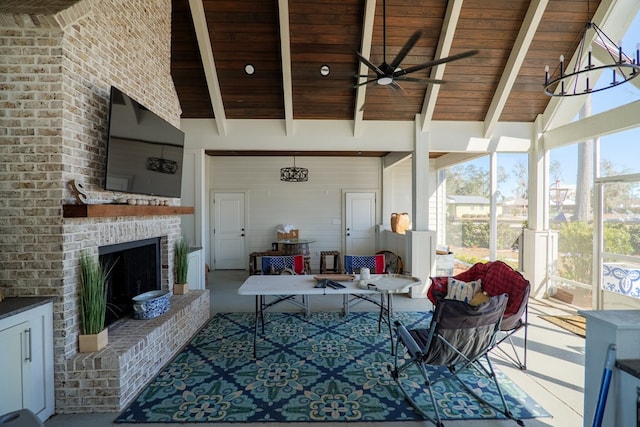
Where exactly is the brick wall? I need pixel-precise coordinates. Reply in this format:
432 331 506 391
0 0 206 414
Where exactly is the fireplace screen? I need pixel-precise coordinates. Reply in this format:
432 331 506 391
99 238 161 326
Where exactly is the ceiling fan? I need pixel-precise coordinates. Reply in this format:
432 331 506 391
355 0 478 89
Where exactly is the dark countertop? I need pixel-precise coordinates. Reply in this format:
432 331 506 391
616 359 640 379
0 297 55 322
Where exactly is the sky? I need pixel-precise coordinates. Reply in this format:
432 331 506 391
459 10 640 200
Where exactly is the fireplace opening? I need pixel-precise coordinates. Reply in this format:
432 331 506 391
99 238 161 326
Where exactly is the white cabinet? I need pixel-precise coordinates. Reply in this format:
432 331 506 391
617 368 640 427
580 310 640 427
0 299 54 422
187 248 204 290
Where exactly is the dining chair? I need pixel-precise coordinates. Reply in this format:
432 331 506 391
258 254 309 322
261 255 306 275
342 254 386 318
343 254 386 274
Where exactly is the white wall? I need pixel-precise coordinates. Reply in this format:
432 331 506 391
208 156 381 271
388 157 413 223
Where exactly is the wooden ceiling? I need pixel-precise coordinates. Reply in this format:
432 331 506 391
7 0 629 160
171 0 602 125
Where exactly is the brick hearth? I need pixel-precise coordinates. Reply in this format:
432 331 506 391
62 290 210 412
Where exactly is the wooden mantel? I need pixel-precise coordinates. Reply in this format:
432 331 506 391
63 204 194 218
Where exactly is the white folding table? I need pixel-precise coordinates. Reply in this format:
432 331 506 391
237 274 421 357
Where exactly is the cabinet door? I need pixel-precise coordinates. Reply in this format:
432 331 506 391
25 310 47 415
0 321 29 414
187 250 202 290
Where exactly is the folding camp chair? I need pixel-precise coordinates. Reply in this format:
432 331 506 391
390 293 524 427
427 261 530 370
259 255 309 317
492 280 529 370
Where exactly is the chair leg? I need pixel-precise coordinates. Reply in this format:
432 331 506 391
390 345 444 426
494 309 528 370
454 356 524 426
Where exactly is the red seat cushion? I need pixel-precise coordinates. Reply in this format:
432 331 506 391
428 260 528 317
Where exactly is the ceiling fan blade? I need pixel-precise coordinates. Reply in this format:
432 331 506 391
395 76 447 84
389 30 422 70
389 81 405 92
355 51 384 75
395 49 479 76
354 77 380 88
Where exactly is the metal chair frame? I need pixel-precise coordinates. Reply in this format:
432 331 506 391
258 255 309 319
390 294 524 427
342 254 385 319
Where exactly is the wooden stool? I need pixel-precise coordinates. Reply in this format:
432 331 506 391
320 250 341 273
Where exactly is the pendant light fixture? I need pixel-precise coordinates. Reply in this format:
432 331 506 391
280 155 308 182
544 0 640 96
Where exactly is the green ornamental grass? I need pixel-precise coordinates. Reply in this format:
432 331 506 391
79 252 113 335
175 237 190 284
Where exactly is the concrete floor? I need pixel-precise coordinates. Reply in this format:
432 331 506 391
45 270 585 427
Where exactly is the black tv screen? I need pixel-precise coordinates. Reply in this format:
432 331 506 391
104 86 185 198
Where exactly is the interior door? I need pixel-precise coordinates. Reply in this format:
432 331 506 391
345 192 376 255
212 192 246 269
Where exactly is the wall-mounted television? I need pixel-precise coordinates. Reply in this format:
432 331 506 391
104 86 185 198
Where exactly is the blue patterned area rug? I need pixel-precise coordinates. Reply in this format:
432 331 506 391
114 311 549 423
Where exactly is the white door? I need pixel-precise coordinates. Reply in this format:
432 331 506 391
212 192 246 269
345 192 376 255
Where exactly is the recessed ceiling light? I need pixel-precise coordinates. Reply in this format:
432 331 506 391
320 65 330 76
244 64 255 75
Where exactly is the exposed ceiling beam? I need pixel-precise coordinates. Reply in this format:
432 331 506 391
483 0 548 139
354 0 377 137
544 99 640 149
433 152 485 170
277 0 294 135
419 0 463 132
187 0 227 136
383 152 412 168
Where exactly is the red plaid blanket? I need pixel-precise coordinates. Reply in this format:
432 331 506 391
427 260 529 317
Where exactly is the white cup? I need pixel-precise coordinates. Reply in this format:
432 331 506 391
360 267 370 280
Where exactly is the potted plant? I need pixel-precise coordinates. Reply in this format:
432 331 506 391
174 236 190 295
78 252 113 352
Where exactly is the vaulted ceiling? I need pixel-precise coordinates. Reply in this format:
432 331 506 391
6 0 638 154
171 0 608 136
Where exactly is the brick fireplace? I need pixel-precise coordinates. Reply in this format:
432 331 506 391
0 0 209 415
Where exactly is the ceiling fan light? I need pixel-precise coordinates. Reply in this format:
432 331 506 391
377 77 393 85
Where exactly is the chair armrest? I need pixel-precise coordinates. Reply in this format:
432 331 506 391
395 321 423 357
